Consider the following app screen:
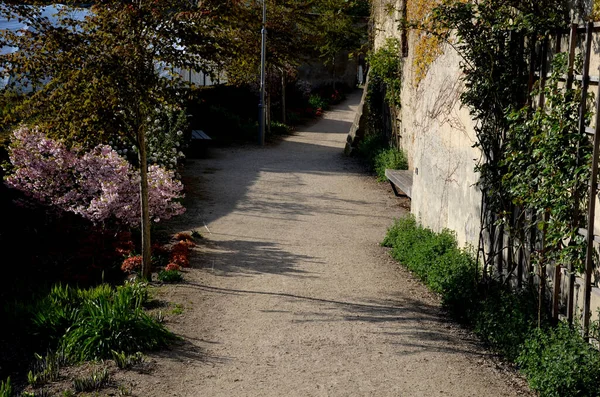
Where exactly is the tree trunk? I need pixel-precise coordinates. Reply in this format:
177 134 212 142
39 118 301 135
138 126 152 280
281 71 286 124
267 92 272 136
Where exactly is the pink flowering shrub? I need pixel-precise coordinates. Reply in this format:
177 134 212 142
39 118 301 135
5 127 185 226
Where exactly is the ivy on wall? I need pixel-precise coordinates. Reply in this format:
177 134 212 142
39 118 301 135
368 37 402 107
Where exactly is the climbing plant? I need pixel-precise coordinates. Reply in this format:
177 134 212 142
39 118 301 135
503 53 592 273
368 38 402 108
429 0 569 271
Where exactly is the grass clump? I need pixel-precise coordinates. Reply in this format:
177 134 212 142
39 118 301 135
383 215 600 397
72 367 110 393
356 134 408 180
0 377 12 397
374 148 408 181
157 270 183 283
28 281 174 363
111 351 145 370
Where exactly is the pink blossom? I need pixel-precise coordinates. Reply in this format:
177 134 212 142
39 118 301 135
5 127 185 226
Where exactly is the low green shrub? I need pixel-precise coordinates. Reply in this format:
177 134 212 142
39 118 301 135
26 281 172 363
518 323 600 397
356 134 387 168
383 215 600 397
269 121 291 136
355 134 407 180
157 270 183 283
61 284 175 361
308 94 330 111
374 148 408 181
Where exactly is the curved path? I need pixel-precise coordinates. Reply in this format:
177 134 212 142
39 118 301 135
127 91 531 396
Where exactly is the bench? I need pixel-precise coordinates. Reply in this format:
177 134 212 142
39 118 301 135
191 130 212 141
190 130 212 158
385 169 413 198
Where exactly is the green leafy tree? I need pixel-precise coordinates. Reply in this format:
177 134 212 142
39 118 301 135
0 1 224 278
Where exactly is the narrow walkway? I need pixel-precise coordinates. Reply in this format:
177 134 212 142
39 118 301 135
132 92 530 396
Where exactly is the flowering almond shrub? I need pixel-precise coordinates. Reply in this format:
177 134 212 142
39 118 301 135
5 127 185 226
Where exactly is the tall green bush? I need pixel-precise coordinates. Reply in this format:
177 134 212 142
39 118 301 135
383 215 600 397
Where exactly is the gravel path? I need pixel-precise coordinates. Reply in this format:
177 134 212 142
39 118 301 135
124 91 532 396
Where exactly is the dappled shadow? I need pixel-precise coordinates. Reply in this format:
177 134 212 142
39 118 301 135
189 238 322 278
179 283 492 359
151 338 230 366
166 90 366 231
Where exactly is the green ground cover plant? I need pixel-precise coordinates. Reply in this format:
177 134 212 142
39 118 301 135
356 135 408 180
383 215 600 397
23 281 174 364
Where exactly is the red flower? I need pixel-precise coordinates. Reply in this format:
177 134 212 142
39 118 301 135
121 255 142 273
165 263 181 272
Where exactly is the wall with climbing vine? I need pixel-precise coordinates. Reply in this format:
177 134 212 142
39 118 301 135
371 0 482 246
370 0 600 325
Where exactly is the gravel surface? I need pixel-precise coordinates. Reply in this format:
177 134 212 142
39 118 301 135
122 91 533 397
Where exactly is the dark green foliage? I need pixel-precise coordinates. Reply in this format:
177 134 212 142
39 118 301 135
356 133 387 167
518 324 600 397
25 281 173 363
157 270 183 283
0 377 12 397
308 94 330 111
355 133 408 179
383 216 600 397
61 284 175 362
268 122 292 137
374 148 408 181
474 286 540 361
368 38 402 107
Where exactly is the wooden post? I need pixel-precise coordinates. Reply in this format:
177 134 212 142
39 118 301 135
137 125 152 280
281 71 286 125
566 23 580 324
583 62 600 338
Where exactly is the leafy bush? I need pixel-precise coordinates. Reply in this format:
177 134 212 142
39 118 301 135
518 323 600 397
356 134 387 167
28 281 172 362
157 270 183 283
473 286 540 361
368 38 402 107
61 284 175 361
374 147 408 181
383 215 600 397
308 94 330 111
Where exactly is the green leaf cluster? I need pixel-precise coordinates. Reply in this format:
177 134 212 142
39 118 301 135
383 216 600 397
368 38 402 108
28 281 174 362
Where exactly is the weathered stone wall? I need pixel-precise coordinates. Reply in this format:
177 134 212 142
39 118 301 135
371 0 482 248
369 0 600 320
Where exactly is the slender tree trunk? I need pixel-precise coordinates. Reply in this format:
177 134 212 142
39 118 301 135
281 71 286 124
138 126 152 279
267 92 272 136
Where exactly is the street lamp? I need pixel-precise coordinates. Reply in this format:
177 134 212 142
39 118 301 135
258 0 267 146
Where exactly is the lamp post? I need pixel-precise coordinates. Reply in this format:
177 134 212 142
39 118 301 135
258 0 267 146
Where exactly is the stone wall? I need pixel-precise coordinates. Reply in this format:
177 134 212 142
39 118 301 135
371 0 482 248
